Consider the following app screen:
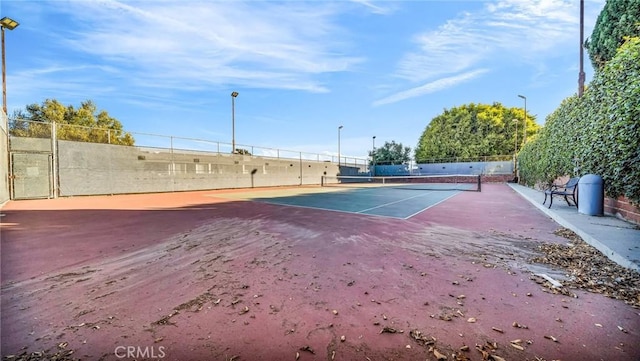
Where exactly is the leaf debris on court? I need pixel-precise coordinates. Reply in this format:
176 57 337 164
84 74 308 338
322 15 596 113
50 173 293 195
530 228 640 308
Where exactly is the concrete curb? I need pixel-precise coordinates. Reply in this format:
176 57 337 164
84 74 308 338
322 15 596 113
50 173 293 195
508 183 640 272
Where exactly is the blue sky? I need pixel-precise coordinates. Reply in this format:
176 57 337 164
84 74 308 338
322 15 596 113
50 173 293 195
3 0 604 159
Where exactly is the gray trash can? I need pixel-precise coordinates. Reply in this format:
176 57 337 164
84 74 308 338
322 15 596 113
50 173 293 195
578 174 604 216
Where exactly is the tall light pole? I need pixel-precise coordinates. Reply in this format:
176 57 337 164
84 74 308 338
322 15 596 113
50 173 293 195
372 135 376 176
231 91 238 153
512 119 518 174
578 0 585 97
1 17 19 116
337 125 343 166
518 94 527 145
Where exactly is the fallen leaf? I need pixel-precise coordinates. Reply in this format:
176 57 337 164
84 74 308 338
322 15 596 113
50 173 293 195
433 348 447 360
409 329 435 346
475 345 489 359
299 346 315 354
380 326 398 334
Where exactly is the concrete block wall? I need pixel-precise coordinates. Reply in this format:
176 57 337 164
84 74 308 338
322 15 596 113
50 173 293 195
55 140 351 196
0 113 9 204
374 161 513 176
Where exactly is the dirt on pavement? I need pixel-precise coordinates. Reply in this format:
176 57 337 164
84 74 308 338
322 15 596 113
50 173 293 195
1 186 639 361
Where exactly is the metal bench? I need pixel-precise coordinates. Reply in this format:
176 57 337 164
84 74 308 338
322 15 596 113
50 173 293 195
543 177 580 209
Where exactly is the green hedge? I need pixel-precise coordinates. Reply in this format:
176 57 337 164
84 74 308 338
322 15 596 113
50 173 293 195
519 37 640 205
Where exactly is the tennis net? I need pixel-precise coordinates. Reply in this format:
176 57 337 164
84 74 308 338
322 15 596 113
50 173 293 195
320 174 482 192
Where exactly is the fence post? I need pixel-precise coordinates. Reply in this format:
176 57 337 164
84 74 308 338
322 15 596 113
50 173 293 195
3 111 11 199
51 121 58 198
170 136 175 175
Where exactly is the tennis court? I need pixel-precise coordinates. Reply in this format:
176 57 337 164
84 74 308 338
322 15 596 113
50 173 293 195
2 182 639 361
248 187 462 219
223 174 481 219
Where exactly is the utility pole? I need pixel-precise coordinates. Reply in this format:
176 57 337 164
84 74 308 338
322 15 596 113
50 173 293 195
578 0 585 97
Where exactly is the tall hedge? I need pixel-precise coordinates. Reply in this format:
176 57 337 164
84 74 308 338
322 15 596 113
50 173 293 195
518 37 640 204
587 0 640 69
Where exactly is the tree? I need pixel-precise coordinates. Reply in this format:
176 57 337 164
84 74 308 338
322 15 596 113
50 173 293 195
413 103 539 163
10 99 135 145
369 141 411 165
586 0 640 69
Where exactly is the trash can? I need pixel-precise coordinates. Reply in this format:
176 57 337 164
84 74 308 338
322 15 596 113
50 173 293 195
578 174 604 216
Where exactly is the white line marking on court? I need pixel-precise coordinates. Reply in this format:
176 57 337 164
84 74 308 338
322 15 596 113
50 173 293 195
253 200 406 220
403 191 461 219
356 191 436 213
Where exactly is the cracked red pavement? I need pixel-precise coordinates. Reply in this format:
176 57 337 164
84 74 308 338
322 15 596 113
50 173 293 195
1 184 638 360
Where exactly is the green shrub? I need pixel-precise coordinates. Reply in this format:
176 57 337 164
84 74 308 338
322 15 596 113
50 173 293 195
519 37 640 204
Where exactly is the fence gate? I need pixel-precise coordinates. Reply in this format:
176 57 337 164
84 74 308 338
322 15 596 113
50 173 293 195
11 152 53 199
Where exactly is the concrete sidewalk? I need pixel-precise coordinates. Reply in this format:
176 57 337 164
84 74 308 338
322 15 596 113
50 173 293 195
509 183 640 272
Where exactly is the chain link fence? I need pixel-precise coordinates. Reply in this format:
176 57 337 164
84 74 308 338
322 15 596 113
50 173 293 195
8 119 368 167
6 120 371 198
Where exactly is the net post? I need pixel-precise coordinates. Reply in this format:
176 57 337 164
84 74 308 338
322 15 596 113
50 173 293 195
477 174 481 192
321 176 325 187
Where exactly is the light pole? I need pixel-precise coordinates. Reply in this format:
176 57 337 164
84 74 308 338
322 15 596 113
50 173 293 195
578 0 585 97
231 91 238 153
338 125 343 166
512 119 518 174
1 17 19 116
518 94 527 145
372 135 376 176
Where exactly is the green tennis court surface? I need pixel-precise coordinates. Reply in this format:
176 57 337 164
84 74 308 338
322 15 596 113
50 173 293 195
248 187 465 219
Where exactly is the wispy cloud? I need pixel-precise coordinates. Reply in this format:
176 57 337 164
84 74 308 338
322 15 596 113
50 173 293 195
47 1 364 94
349 0 397 15
375 0 604 105
373 69 489 106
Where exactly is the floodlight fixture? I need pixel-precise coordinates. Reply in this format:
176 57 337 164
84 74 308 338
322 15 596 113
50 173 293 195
0 17 19 30
231 91 239 153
